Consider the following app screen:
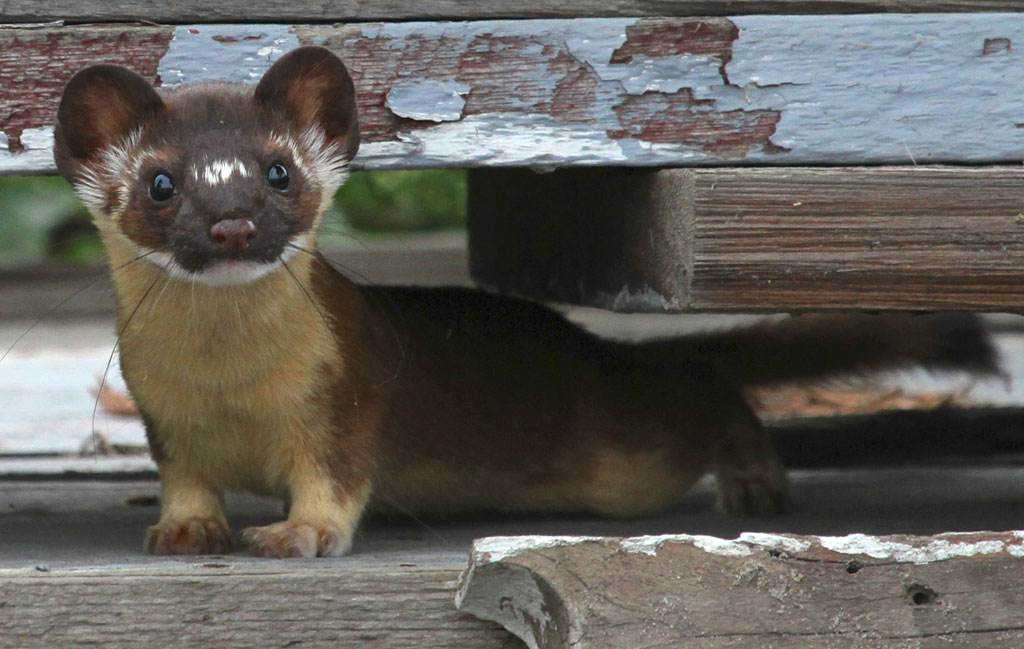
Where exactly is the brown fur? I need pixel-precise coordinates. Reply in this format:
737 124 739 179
54 48 997 557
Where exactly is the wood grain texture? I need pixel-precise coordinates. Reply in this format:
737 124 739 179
6 15 1024 171
457 532 1024 649
690 167 1024 310
3 0 1024 22
470 166 1024 312
0 561 523 649
0 24 170 163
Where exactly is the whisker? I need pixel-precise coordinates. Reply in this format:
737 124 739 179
91 272 162 458
280 257 334 335
284 242 407 387
370 491 451 545
285 241 376 287
0 245 171 366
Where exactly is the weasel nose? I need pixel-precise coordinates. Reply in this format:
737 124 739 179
210 219 256 254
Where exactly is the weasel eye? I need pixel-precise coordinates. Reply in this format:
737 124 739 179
149 173 175 202
267 162 290 190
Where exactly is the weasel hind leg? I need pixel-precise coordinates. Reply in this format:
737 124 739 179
713 407 791 516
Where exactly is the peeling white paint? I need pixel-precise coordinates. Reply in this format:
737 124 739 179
474 532 1024 564
621 534 755 557
737 532 814 554
0 126 55 173
564 19 723 95
819 534 1012 564
359 113 634 169
1010 532 1024 557
10 15 1024 174
716 14 1024 164
475 535 603 563
386 80 470 122
158 24 299 86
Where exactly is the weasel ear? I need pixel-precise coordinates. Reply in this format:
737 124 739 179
54 65 164 181
254 46 360 162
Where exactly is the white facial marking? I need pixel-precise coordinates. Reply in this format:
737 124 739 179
193 158 252 186
141 233 310 287
271 128 349 212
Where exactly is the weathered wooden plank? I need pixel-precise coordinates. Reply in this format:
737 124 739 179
457 532 1024 649
690 166 1024 310
6 15 1024 171
469 166 1024 311
0 561 523 649
3 0 1024 23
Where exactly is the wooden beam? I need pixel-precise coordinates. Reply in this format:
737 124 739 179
469 166 1024 312
2 1 1024 23
1 560 522 649
6 15 1024 172
457 532 1024 649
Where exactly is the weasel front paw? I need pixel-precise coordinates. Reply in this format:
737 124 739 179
242 521 351 558
145 517 233 555
716 471 792 516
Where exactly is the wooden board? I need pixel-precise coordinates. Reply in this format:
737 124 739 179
5 1 1024 23
0 560 523 649
7 15 1024 171
4 473 1024 649
469 166 1024 312
457 532 1024 649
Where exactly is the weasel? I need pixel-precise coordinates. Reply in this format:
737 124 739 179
53 47 998 558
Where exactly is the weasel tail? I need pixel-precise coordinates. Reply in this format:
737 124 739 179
618 312 998 386
54 47 998 558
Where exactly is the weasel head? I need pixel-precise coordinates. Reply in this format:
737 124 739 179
53 46 359 286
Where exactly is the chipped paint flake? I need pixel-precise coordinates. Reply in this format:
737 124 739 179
386 80 470 122
0 126 54 173
565 18 727 95
1010 532 1024 557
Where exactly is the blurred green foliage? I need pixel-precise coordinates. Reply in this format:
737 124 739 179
336 170 467 232
0 176 91 267
0 169 467 268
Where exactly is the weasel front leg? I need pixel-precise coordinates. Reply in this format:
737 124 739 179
145 462 232 555
242 462 371 558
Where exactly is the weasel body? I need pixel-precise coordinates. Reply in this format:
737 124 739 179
54 48 997 557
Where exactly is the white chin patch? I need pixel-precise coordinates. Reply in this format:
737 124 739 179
143 237 305 287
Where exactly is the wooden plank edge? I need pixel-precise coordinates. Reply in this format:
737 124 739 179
7 16 1024 172
3 0 1024 24
1 559 520 649
469 166 1024 312
456 531 1024 649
